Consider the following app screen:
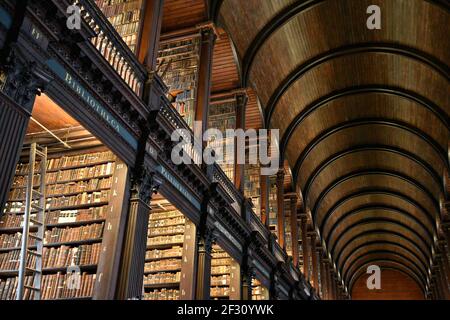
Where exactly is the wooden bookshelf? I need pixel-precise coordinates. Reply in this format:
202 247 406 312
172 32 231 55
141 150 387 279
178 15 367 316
157 37 201 129
268 176 278 235
143 199 196 301
95 0 144 53
0 150 117 300
207 101 237 182
210 244 240 300
252 278 269 300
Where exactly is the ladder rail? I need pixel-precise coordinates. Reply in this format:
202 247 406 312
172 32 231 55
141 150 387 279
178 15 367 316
16 143 47 300
33 146 47 300
16 143 37 300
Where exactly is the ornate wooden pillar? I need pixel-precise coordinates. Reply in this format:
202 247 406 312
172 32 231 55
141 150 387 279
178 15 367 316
310 233 319 289
116 169 160 299
300 214 310 280
194 24 216 144
290 196 299 267
233 91 248 193
276 169 286 248
195 227 215 300
0 58 51 214
137 0 164 69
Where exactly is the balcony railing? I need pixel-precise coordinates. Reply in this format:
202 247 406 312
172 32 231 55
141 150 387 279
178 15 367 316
67 0 146 96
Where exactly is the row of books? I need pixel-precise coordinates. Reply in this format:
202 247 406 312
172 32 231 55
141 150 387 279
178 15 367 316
210 246 232 299
144 289 179 300
14 151 115 174
8 177 112 200
143 272 181 285
0 232 37 249
211 258 232 267
149 216 185 228
5 191 110 213
144 259 182 273
144 205 185 297
211 286 230 298
158 39 200 58
211 275 230 287
252 279 269 300
149 225 185 237
43 223 104 244
146 247 183 261
147 235 184 247
150 210 184 221
11 163 115 188
0 273 96 300
0 206 108 229
42 244 101 268
95 0 142 18
0 249 36 271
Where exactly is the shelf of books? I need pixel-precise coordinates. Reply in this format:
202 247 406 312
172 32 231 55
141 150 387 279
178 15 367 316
207 100 237 181
157 37 201 129
252 279 269 300
284 200 292 257
143 196 196 300
210 244 240 300
244 163 261 219
95 0 144 53
268 176 278 235
0 150 117 300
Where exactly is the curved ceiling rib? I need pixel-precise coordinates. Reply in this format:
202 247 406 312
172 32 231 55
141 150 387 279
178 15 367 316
331 223 431 261
265 46 450 127
340 241 429 276
218 0 450 293
302 146 443 205
345 252 427 285
291 120 448 185
238 0 450 86
342 244 428 282
319 190 435 231
314 171 439 226
325 208 434 248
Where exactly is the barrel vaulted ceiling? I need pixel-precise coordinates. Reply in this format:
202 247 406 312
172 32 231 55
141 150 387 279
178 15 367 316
215 0 450 293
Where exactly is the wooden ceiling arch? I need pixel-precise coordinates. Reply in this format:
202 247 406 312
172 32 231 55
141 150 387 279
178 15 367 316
348 260 427 295
217 0 450 289
342 245 428 283
348 260 427 293
340 240 429 276
315 171 439 225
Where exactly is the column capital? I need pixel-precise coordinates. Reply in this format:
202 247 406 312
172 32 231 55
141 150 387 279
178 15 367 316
197 21 220 40
131 168 161 204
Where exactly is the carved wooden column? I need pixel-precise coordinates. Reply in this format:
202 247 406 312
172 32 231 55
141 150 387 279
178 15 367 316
276 169 286 248
290 196 299 267
300 214 310 280
116 169 160 299
137 0 164 69
195 227 215 300
233 91 248 193
310 233 319 289
0 53 51 213
194 25 216 144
